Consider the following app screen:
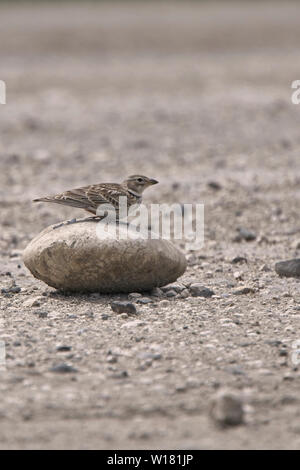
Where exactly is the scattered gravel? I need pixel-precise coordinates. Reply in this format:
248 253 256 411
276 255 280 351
1 282 21 295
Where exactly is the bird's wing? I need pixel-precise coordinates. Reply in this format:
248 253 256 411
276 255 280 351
87 184 127 208
33 183 129 211
34 186 97 210
56 187 96 209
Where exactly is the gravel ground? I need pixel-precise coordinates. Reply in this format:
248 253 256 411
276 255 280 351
1 1 300 449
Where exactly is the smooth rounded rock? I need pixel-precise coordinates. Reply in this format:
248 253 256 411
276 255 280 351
23 220 187 293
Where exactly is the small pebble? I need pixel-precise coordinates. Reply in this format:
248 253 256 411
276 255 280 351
33 310 48 318
161 283 186 293
233 271 243 280
110 301 137 315
180 289 190 299
233 287 255 295
128 292 142 300
150 287 163 297
56 345 72 352
210 390 244 427
110 370 128 379
234 228 256 242
50 363 78 373
23 296 44 308
231 256 247 264
120 313 129 319
136 297 152 305
107 355 118 364
207 181 222 191
189 284 215 298
275 258 300 278
1 282 21 295
166 290 177 298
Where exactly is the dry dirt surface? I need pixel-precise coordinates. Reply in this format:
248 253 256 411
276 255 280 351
1 1 300 450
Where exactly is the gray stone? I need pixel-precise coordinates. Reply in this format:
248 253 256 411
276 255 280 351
207 181 222 191
234 227 256 242
23 296 44 308
210 390 244 427
136 297 153 304
107 355 117 363
189 284 215 298
166 290 177 298
110 370 128 379
50 363 77 373
275 258 300 278
161 283 186 293
291 240 300 249
56 345 72 352
121 320 145 329
231 256 248 264
137 351 162 361
23 220 187 293
180 289 190 299
33 310 48 318
232 286 255 295
128 292 142 300
150 287 163 297
118 313 127 319
1 282 21 295
111 301 137 315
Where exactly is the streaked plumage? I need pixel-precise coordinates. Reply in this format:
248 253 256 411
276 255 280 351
33 175 158 217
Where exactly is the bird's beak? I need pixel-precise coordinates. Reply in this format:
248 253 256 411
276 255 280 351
149 178 158 185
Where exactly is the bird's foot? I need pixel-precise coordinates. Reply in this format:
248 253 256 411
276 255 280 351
53 218 77 230
52 216 104 230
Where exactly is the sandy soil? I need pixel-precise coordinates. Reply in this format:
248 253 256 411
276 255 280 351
1 1 300 449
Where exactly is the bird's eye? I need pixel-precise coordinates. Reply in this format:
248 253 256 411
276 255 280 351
137 178 143 183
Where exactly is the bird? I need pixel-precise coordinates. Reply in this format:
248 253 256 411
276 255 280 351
33 175 158 223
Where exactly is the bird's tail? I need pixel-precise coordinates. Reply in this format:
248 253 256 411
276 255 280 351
33 197 54 203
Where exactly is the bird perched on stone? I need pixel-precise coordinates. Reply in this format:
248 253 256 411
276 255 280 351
33 175 158 220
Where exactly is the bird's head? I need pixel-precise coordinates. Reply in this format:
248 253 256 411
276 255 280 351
123 175 158 195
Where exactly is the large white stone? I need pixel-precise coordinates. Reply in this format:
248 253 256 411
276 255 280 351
23 220 187 293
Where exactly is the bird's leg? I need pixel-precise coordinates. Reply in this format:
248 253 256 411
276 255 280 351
81 215 105 222
52 215 106 230
53 222 65 230
53 218 78 230
66 218 78 225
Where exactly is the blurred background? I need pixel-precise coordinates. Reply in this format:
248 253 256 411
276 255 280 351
2 0 300 450
1 0 300 246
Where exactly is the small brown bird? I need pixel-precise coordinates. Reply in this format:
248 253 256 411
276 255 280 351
33 175 158 219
